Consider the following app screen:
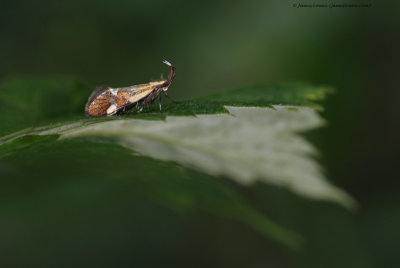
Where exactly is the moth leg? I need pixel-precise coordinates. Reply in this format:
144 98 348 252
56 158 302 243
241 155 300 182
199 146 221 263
135 102 142 112
164 91 178 103
158 94 162 112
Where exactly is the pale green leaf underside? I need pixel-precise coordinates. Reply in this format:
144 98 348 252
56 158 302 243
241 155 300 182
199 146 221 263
0 105 356 209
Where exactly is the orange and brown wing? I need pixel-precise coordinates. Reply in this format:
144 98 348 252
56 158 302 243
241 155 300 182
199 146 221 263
85 87 114 116
115 82 165 109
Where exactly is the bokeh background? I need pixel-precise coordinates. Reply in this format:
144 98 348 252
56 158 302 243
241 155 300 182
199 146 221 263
1 0 399 267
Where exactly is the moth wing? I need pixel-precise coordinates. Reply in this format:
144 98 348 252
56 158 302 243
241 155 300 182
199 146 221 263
85 86 113 116
87 86 111 104
119 84 158 104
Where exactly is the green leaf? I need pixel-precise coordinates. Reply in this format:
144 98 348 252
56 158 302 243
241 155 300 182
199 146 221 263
0 76 353 250
0 105 355 209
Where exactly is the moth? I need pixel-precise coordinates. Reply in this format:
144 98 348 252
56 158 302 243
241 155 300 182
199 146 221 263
85 60 176 116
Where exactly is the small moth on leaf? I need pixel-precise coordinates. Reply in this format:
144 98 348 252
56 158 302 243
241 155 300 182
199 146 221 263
85 60 176 116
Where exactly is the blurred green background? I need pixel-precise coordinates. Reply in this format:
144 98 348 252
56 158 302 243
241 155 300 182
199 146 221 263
0 0 399 267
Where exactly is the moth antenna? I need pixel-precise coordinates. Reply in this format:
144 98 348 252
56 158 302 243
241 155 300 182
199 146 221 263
162 60 176 87
162 60 172 66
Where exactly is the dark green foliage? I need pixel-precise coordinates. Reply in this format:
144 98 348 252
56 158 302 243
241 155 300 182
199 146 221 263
0 76 90 136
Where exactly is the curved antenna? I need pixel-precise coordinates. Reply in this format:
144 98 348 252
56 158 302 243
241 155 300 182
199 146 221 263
162 60 172 66
162 60 176 87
